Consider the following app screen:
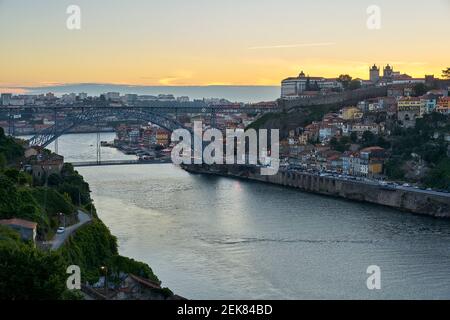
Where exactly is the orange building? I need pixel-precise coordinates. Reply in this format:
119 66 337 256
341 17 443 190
437 97 450 115
156 129 170 146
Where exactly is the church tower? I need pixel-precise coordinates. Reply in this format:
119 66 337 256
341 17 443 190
383 64 394 81
369 64 380 83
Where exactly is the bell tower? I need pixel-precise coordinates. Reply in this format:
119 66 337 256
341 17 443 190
369 64 380 83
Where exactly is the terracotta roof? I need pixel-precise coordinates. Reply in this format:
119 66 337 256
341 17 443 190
0 218 37 230
360 146 385 152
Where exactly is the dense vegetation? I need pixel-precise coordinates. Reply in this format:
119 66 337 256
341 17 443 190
59 219 160 284
0 227 68 299
247 103 343 137
0 127 168 299
386 113 450 190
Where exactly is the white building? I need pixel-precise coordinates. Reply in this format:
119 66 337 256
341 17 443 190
78 93 88 100
1 93 12 106
104 92 121 101
281 71 342 99
177 96 190 103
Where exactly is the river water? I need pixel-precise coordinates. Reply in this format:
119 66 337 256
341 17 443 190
50 133 450 299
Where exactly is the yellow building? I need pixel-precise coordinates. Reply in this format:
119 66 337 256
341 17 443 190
340 107 363 120
369 161 383 176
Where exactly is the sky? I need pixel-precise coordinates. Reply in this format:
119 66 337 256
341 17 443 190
0 0 449 92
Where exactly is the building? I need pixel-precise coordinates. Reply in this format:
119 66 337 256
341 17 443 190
369 64 380 83
176 96 190 103
1 93 12 106
350 123 380 136
382 64 398 82
78 93 88 100
30 153 64 181
156 129 170 146
24 146 43 159
128 129 140 144
387 85 405 98
392 74 425 85
397 97 424 128
142 128 155 146
420 94 439 114
339 107 363 120
123 94 138 105
157 94 175 102
0 218 38 243
436 97 450 115
104 92 121 101
360 147 386 177
341 152 361 176
281 71 342 99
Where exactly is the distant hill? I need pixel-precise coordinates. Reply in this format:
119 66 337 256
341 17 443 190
20 84 281 103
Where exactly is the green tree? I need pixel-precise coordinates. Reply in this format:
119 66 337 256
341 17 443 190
423 158 450 191
413 83 427 97
0 153 6 170
3 168 20 183
48 173 63 187
0 243 67 300
442 67 450 79
362 131 376 147
348 79 362 90
0 175 20 218
376 136 391 149
330 137 339 150
337 74 352 90
385 159 405 180
18 172 32 186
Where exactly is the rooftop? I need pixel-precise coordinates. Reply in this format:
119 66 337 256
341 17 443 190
0 218 38 230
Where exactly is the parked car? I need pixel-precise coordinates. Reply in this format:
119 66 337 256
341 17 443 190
57 227 66 234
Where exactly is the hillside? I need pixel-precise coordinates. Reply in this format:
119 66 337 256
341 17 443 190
0 127 172 300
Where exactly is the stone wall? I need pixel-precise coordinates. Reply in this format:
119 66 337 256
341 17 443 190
183 164 450 218
280 87 388 111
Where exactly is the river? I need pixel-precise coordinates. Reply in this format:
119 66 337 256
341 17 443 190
50 133 450 299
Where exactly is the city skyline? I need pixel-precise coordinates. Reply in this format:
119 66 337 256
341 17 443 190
1 0 450 93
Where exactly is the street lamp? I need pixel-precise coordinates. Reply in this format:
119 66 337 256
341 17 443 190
100 266 108 293
59 212 66 228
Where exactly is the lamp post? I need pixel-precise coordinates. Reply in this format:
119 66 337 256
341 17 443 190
59 212 66 228
100 266 108 293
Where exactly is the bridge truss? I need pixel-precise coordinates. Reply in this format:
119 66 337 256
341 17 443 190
27 107 189 148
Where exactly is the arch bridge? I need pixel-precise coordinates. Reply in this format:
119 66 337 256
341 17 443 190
27 107 189 148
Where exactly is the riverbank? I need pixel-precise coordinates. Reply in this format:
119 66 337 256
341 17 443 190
182 164 450 218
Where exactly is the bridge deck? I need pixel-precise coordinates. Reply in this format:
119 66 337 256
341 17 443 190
71 159 173 167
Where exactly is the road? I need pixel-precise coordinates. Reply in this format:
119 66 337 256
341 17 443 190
51 210 92 250
284 168 450 198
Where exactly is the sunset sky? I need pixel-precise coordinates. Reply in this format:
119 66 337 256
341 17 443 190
0 0 449 91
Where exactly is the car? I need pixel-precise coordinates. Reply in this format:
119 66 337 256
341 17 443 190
402 183 411 187
57 227 66 234
426 188 432 191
